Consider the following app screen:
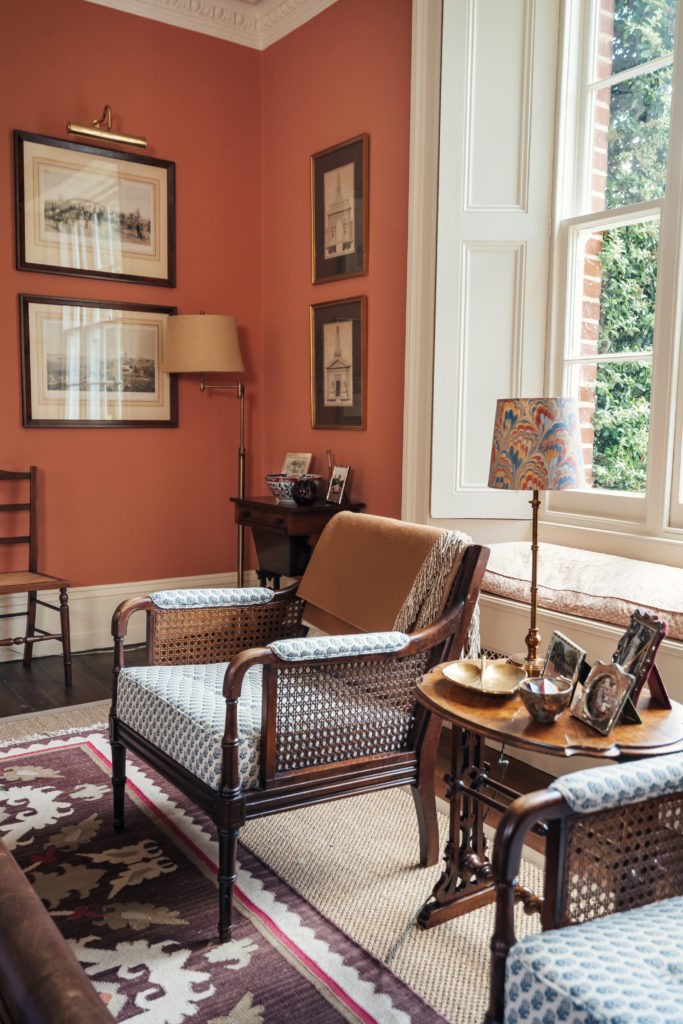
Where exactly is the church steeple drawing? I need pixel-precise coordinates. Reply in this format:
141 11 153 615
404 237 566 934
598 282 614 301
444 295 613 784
324 322 353 406
324 167 355 258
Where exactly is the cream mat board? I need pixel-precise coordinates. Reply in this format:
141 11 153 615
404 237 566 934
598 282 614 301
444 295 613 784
0 701 543 1023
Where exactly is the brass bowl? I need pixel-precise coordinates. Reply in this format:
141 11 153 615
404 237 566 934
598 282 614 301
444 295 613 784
518 676 573 723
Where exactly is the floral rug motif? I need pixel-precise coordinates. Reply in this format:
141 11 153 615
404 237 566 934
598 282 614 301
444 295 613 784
0 730 446 1023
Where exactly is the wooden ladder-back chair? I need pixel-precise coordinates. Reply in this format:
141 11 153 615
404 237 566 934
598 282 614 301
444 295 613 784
110 512 490 938
0 467 72 690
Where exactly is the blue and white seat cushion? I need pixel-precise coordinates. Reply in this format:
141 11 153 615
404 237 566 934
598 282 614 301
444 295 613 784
268 631 410 661
116 663 263 791
550 751 683 814
504 895 683 1024
149 587 275 609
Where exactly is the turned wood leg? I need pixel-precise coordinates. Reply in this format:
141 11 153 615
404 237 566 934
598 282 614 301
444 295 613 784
58 588 73 691
22 592 37 668
111 737 127 832
411 711 442 866
218 826 239 941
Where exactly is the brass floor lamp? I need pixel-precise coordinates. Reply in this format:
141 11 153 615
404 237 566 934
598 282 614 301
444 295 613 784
488 397 585 675
163 314 246 586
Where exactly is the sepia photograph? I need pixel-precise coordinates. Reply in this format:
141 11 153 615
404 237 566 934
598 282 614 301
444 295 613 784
20 294 177 427
281 452 312 474
612 609 667 702
571 661 634 735
310 297 367 430
15 131 175 286
326 465 350 504
541 631 586 689
311 134 368 284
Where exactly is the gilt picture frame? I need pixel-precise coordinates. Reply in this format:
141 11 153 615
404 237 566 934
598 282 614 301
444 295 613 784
14 130 176 286
310 296 367 430
281 452 312 474
19 294 178 427
311 134 368 284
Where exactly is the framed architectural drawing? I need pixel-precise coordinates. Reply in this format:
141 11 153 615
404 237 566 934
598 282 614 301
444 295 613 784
19 294 178 427
311 134 368 284
310 296 367 430
14 131 176 286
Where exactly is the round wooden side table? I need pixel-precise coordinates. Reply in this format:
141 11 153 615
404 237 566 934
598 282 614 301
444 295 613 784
415 662 683 928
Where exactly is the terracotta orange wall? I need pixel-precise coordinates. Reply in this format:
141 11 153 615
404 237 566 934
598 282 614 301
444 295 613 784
261 0 412 514
0 0 412 589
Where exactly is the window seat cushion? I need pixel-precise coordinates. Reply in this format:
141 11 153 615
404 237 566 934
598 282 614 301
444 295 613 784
482 541 683 641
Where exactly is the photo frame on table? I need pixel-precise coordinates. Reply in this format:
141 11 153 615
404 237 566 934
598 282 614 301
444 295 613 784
541 631 586 692
14 130 176 286
311 134 368 284
19 294 178 427
326 466 350 505
570 661 635 736
612 609 667 703
310 296 367 430
281 452 312 474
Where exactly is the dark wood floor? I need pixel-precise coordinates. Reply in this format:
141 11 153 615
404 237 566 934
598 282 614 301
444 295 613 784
0 648 551 806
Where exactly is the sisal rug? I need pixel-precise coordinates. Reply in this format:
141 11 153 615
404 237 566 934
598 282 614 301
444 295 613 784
0 711 543 1023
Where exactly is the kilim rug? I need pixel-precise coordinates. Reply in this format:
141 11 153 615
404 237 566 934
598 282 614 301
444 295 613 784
0 729 448 1024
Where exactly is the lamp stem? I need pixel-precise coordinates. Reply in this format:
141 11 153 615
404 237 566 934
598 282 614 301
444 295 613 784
525 488 542 675
199 377 246 587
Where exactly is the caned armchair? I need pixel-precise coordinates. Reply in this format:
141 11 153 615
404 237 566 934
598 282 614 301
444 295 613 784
110 512 489 938
485 752 683 1024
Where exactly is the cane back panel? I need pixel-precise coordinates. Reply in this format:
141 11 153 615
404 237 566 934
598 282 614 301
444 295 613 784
557 789 683 926
148 598 307 666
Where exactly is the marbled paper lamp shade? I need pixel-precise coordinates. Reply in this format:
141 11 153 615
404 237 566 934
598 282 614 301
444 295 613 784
488 397 585 673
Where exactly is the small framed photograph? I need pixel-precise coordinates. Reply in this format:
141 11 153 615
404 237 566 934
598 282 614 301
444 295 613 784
310 296 367 430
612 609 667 703
19 294 178 427
571 661 635 735
281 452 312 475
14 131 175 286
541 631 586 690
326 466 350 504
311 134 368 284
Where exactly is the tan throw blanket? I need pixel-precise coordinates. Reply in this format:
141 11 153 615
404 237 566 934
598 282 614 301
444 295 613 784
393 529 480 658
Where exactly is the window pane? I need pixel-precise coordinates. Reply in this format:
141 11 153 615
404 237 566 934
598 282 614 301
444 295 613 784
606 66 672 207
568 222 658 359
602 0 676 78
568 360 651 492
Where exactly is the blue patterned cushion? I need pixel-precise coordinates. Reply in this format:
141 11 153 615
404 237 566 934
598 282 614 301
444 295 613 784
116 663 263 791
269 632 410 661
550 751 683 814
149 587 274 609
505 896 683 1024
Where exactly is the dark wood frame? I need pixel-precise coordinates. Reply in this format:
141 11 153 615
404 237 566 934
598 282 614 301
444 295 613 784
19 294 178 428
311 134 368 284
613 608 667 702
14 130 176 287
310 296 367 430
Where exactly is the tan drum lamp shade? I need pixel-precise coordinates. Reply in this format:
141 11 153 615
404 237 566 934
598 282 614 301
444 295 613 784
163 314 247 585
488 397 585 675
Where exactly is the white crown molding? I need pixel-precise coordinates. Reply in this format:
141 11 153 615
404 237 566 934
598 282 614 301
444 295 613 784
84 0 339 50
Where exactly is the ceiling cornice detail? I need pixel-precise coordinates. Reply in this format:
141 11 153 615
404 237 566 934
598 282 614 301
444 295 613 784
84 0 339 50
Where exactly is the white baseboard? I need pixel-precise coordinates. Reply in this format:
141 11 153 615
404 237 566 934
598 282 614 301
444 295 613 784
0 570 259 662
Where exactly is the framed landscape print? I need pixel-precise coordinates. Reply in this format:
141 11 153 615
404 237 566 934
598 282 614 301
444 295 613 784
310 296 367 430
19 295 178 427
14 131 176 286
311 134 368 284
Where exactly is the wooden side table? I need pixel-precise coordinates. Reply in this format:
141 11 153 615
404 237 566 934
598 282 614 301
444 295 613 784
231 496 365 588
415 662 683 929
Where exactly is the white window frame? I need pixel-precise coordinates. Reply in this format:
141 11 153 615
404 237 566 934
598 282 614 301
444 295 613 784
543 0 683 562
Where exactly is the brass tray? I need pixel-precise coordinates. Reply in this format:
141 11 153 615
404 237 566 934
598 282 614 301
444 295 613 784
441 658 526 697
